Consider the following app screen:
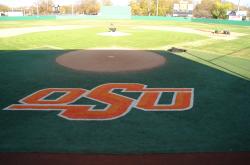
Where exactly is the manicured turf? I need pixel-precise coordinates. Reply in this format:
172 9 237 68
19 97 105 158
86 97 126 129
0 19 249 79
0 19 249 155
0 27 207 50
0 50 249 153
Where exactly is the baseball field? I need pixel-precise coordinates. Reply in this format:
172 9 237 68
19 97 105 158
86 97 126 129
0 18 250 164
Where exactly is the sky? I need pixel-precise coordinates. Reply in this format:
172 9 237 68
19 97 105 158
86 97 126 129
0 0 249 7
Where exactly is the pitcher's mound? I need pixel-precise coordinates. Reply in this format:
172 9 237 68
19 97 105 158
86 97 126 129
97 32 131 37
56 50 166 73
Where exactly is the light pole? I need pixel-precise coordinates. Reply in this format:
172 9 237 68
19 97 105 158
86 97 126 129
237 0 240 12
36 0 39 16
47 0 49 14
156 0 159 16
72 3 74 15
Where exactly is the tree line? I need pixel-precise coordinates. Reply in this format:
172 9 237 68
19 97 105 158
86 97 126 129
0 0 103 15
130 0 249 19
193 0 233 19
0 0 249 19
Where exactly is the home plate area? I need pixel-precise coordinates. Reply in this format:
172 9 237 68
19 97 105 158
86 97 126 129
0 50 249 161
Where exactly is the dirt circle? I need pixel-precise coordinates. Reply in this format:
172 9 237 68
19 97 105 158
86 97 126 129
56 50 166 73
97 32 131 37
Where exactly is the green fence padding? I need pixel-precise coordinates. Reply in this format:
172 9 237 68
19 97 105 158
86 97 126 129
0 16 56 21
131 16 191 22
1 15 249 27
56 15 102 20
132 16 250 26
191 18 250 26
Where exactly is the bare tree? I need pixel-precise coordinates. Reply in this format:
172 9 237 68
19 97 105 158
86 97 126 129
0 4 10 12
193 0 216 18
60 5 72 14
130 0 176 16
102 0 112 6
76 0 100 15
36 0 54 15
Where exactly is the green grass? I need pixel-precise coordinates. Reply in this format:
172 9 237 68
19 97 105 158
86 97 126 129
0 27 207 50
0 19 249 79
0 19 250 153
0 50 249 153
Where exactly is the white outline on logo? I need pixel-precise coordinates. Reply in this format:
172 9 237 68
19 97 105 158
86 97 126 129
4 83 194 121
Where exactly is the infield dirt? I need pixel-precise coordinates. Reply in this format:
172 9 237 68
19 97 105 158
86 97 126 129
56 50 166 73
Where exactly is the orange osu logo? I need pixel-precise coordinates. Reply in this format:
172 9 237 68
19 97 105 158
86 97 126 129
4 83 194 120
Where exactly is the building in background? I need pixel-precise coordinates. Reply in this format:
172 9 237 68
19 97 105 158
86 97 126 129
0 11 23 16
227 10 247 21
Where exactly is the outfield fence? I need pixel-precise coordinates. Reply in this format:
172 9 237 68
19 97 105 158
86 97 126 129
0 15 56 21
0 15 249 26
191 18 250 26
131 16 191 22
132 16 250 26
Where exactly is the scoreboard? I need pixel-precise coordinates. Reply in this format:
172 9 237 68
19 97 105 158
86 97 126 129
173 0 193 17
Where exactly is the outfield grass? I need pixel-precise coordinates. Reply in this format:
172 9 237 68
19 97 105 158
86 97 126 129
0 27 207 50
0 19 249 79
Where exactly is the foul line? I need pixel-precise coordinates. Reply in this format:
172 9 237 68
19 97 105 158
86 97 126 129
175 51 250 81
209 46 250 61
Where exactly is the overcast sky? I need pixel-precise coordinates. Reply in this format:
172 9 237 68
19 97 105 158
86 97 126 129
0 0 249 7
